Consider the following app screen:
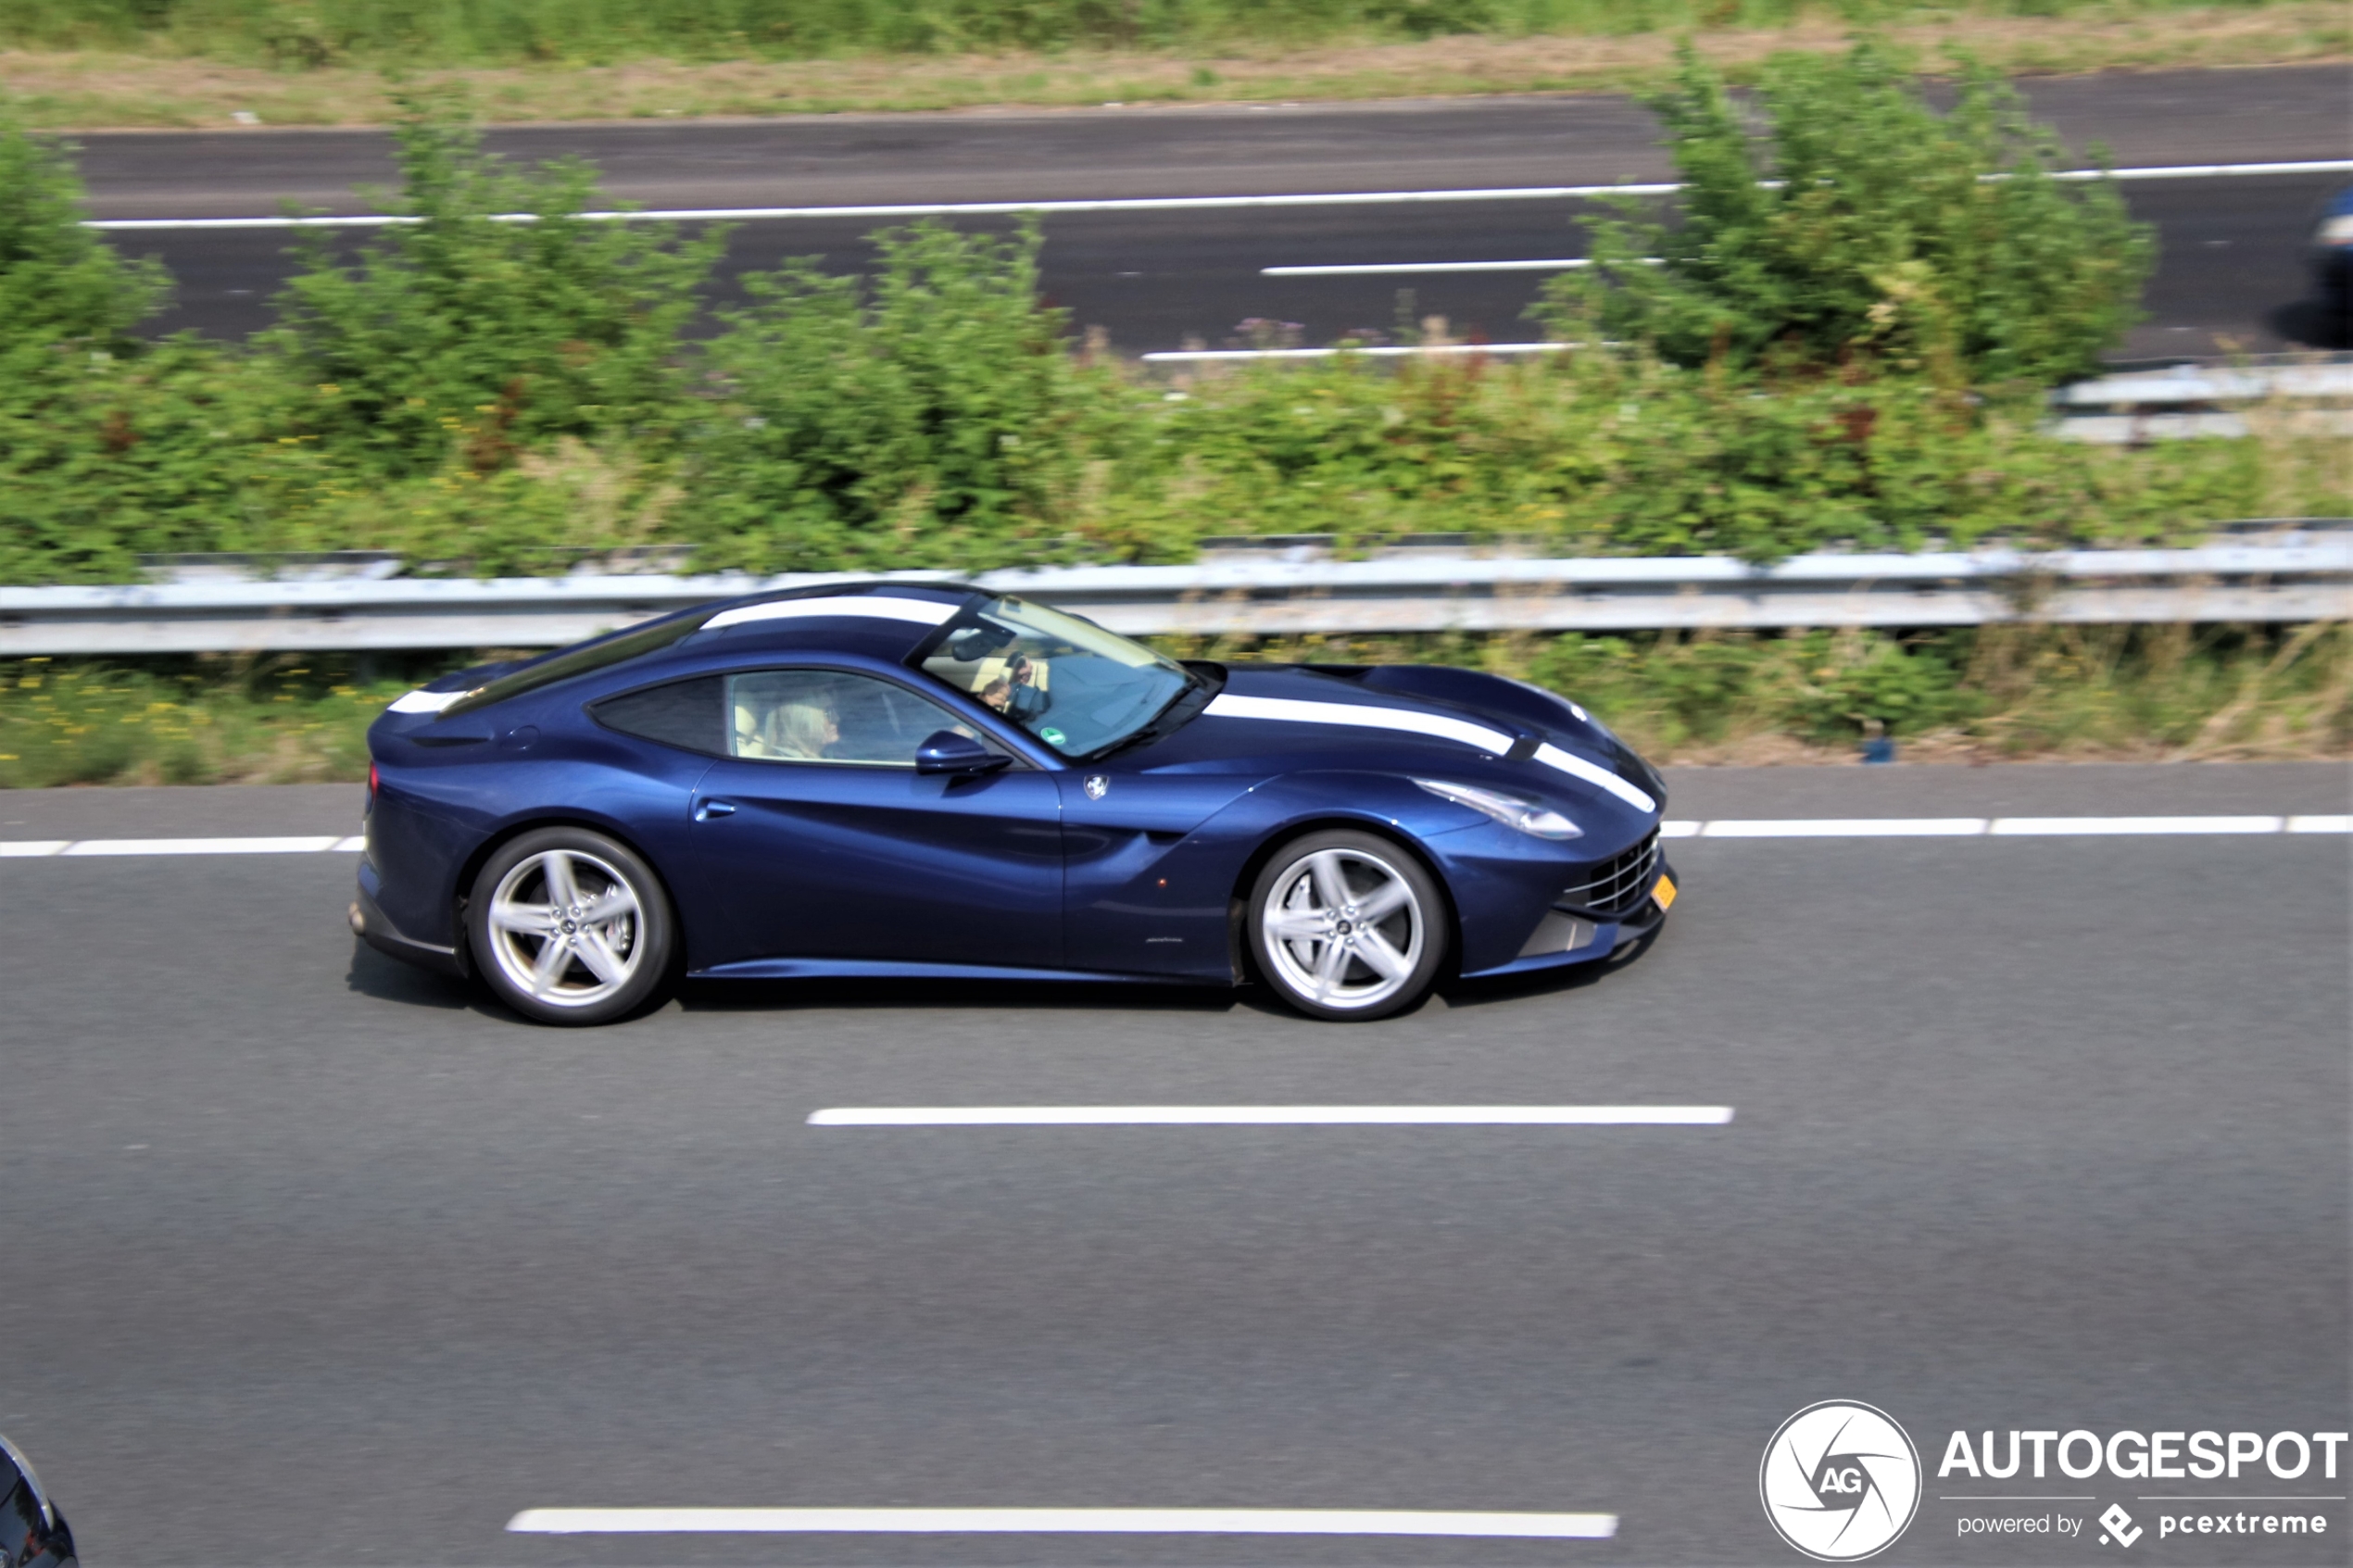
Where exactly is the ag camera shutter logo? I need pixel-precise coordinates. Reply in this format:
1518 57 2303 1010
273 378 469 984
1761 1400 1922 1561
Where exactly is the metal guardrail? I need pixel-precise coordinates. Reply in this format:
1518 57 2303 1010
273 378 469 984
2053 360 2353 444
2 535 2345 655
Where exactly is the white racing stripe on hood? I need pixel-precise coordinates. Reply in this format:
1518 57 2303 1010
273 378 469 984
1208 694 1655 812
1535 743 1655 812
1204 693 1515 755
386 687 468 715
703 595 957 632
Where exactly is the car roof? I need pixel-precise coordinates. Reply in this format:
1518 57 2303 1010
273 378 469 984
676 581 979 664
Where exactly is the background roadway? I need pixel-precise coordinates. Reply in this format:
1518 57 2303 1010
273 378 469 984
70 66 2353 357
1 761 2345 1565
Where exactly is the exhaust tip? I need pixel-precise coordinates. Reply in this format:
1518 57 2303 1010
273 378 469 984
346 900 366 935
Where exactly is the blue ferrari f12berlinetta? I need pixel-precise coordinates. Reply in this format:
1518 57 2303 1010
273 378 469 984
353 582 1675 1023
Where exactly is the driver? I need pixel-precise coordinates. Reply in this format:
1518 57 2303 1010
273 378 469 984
979 654 1049 721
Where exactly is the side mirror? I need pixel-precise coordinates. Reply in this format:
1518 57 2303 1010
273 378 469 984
916 729 1012 776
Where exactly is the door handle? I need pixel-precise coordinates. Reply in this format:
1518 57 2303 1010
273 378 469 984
695 798 736 822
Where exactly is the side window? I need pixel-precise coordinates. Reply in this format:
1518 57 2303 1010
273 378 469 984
591 676 725 754
727 670 978 767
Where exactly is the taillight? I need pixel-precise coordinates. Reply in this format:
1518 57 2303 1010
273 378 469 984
367 760 380 810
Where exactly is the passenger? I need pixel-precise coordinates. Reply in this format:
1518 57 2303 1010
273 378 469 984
770 701 838 759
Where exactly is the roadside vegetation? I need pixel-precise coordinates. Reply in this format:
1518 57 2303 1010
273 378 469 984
5 622 2344 786
0 40 2343 776
0 2 2342 128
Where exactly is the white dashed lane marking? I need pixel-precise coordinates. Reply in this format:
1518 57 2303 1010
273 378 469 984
807 1105 1734 1126
0 819 2340 859
507 1508 1619 1538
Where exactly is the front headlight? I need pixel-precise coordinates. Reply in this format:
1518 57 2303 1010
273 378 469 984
1416 778 1583 840
2318 215 2353 245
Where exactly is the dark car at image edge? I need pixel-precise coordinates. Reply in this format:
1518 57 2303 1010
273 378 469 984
352 581 1675 1023
1 1435 75 1568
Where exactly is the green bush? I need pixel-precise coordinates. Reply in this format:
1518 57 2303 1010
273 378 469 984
1547 38 2155 384
0 110 164 352
263 95 725 479
0 106 258 582
1084 348 2290 567
685 220 1111 572
0 84 2334 588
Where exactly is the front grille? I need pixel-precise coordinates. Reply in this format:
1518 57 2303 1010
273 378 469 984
1557 829 1661 916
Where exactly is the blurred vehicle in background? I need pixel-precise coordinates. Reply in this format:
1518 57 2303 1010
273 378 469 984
0 1435 75 1568
2311 184 2353 309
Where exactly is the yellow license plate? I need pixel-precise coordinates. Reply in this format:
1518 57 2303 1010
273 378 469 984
1652 873 1678 911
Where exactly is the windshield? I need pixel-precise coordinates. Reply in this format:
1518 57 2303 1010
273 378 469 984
917 595 1192 757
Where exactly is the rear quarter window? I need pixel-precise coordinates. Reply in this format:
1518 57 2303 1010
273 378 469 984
591 676 726 755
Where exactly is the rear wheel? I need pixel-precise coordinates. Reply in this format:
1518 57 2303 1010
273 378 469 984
468 827 674 1026
1248 830 1448 1022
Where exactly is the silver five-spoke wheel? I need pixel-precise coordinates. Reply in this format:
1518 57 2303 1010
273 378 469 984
468 827 674 1025
1250 830 1447 1021
486 849 644 1008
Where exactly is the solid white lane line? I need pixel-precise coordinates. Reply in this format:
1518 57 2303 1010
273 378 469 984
1704 817 1987 838
84 184 1681 232
1142 342 1567 361
2 815 2337 862
84 159 2353 232
1989 815 2284 835
1265 258 1593 274
809 1106 1733 1125
58 835 346 855
2048 158 2353 181
507 1508 1618 1537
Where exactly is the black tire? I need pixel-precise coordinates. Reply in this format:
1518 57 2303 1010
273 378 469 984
466 826 675 1026
1247 828 1449 1022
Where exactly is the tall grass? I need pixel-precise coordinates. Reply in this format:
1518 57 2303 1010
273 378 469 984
6 623 2344 787
0 0 2300 67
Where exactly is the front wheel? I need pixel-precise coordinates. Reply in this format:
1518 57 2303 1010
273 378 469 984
1248 830 1448 1022
467 827 675 1025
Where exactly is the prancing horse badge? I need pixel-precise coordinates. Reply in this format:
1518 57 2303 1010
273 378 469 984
1084 775 1110 800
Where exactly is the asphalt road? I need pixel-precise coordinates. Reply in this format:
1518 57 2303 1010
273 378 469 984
2 761 2346 1566
69 66 2353 356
